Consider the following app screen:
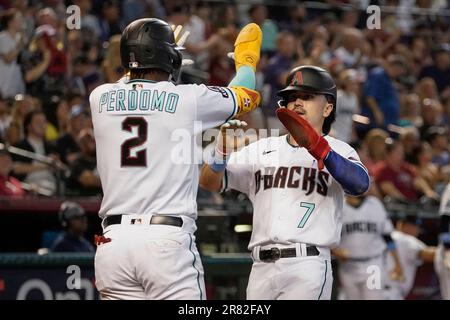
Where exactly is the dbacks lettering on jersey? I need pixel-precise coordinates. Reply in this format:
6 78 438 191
254 166 330 196
343 221 378 234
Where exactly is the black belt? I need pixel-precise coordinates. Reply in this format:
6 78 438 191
259 246 319 262
104 215 183 228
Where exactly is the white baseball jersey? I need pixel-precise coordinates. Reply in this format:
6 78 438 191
339 196 393 259
224 134 366 249
385 230 425 299
89 79 237 219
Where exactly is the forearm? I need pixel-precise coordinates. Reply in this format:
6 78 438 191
13 162 47 175
199 164 224 192
78 171 102 188
366 97 381 113
25 59 50 83
419 247 436 263
379 182 407 200
323 150 370 196
228 66 260 116
414 177 437 198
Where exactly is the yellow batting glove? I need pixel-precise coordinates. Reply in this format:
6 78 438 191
233 23 262 72
229 86 261 116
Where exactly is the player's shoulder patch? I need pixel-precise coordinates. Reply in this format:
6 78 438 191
206 86 230 98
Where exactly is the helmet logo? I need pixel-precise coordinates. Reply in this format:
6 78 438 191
290 71 303 86
129 52 138 68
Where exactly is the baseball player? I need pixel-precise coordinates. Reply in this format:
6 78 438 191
200 66 370 299
384 214 436 300
435 182 450 299
90 18 262 300
333 195 404 300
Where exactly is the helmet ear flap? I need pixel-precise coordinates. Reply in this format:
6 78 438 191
277 99 287 108
170 49 182 82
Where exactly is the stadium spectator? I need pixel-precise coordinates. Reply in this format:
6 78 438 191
424 126 450 167
416 77 439 101
5 94 33 145
73 0 102 38
360 55 406 135
12 110 60 195
248 4 278 57
66 128 101 197
363 129 390 176
0 8 25 98
334 28 364 69
23 24 67 127
399 126 421 163
409 142 442 192
56 105 87 165
51 201 94 252
375 139 438 202
0 147 25 197
419 98 444 138
398 93 421 127
263 31 297 130
333 69 360 142
419 43 450 94
98 0 124 43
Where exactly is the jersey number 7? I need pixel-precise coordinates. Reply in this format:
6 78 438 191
298 202 315 228
121 117 148 167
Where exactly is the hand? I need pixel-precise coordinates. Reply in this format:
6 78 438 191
276 108 330 170
232 23 262 72
389 265 405 282
332 248 349 261
216 119 248 156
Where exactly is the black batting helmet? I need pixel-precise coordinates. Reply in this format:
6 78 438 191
277 66 337 135
120 18 182 81
58 201 86 228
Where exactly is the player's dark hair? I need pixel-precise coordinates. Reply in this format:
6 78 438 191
129 68 170 81
322 95 335 135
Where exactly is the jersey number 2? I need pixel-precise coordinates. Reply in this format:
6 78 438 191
298 202 315 228
121 117 147 167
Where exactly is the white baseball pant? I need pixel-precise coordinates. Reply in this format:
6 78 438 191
94 214 205 300
246 244 332 300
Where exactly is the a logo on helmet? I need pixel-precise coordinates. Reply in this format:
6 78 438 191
290 71 303 86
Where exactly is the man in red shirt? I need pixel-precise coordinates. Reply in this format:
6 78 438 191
375 139 437 201
0 147 25 197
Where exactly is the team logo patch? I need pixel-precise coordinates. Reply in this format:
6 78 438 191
131 218 143 225
207 86 229 98
290 71 303 86
241 88 259 102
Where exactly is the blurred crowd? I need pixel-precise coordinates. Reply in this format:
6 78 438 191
0 0 449 204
